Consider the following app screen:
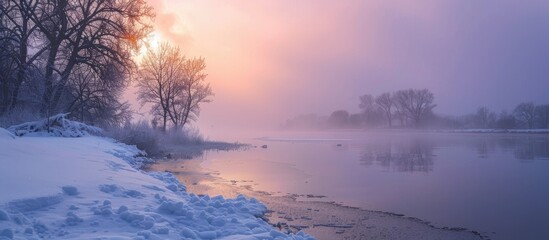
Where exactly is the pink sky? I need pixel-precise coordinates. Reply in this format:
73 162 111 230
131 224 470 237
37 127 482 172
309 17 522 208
136 0 549 136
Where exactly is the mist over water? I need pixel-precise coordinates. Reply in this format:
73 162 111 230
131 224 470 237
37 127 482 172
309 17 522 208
192 131 549 240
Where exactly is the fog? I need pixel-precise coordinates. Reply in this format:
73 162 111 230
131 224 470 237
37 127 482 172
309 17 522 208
143 0 549 137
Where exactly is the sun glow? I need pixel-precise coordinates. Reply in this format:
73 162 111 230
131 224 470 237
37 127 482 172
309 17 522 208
146 32 161 50
135 32 162 63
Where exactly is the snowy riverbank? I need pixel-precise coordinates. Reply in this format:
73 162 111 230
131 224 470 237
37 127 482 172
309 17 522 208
0 127 312 239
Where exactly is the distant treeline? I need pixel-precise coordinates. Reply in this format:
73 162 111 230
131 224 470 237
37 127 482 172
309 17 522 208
284 88 549 130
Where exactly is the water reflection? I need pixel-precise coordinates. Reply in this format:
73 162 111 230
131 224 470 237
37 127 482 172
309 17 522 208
360 138 435 172
511 137 549 160
466 136 549 160
360 134 549 172
473 138 496 158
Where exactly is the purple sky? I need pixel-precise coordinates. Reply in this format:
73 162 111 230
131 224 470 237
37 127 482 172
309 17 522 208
143 0 549 133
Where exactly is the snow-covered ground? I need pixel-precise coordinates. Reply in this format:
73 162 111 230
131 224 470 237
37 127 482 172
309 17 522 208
0 123 313 239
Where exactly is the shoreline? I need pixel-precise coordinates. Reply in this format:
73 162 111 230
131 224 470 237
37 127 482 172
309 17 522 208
146 156 487 240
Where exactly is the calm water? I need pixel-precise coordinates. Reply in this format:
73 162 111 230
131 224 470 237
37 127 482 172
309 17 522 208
196 131 549 240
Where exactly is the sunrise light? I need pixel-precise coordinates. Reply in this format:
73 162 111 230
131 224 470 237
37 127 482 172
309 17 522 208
2 1 549 240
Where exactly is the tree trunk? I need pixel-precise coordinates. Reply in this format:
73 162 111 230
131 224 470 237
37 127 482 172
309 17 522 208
162 112 167 132
8 18 29 112
181 86 192 127
42 0 68 114
42 34 63 114
0 79 10 115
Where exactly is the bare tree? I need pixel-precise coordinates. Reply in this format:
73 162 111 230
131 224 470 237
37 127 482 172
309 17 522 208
497 110 516 129
359 94 377 127
0 0 43 114
394 103 407 127
170 57 213 128
64 63 131 127
513 102 535 129
328 110 349 128
137 43 184 132
0 0 153 123
0 31 18 114
535 104 549 129
394 89 436 127
375 92 394 127
137 44 213 131
349 113 363 128
26 0 153 114
475 106 496 129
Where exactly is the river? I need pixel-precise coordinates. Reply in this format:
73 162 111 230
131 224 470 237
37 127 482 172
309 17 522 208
153 131 549 240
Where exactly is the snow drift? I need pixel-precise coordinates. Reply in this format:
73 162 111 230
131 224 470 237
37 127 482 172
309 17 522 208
7 113 101 137
0 118 313 239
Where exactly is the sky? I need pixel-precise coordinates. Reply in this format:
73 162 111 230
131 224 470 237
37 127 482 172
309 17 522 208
139 0 549 135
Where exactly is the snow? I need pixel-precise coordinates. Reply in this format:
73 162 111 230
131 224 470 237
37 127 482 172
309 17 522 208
0 128 15 140
7 113 101 137
0 121 313 239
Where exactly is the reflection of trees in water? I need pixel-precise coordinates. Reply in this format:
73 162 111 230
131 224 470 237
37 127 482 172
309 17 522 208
443 135 549 160
360 135 549 172
360 139 435 172
474 139 497 158
480 136 549 160
511 138 549 160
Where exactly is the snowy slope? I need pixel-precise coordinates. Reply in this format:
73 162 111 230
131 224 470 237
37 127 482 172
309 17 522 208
0 128 313 239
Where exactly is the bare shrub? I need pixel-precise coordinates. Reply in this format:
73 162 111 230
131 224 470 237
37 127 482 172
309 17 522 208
105 121 205 157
